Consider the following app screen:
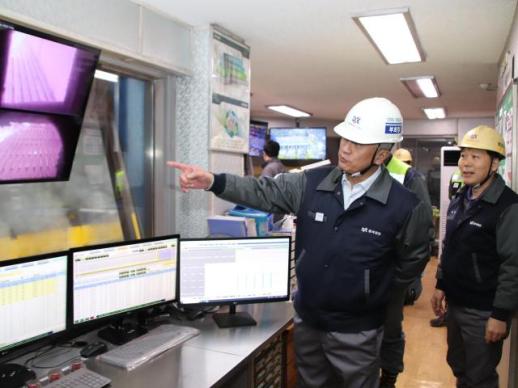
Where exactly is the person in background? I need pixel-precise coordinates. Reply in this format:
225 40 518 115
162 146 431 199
261 140 287 177
431 125 518 388
427 156 441 207
430 168 464 328
168 97 432 387
380 147 432 388
393 148 413 166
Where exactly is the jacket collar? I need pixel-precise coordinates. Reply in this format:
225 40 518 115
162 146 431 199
316 165 393 204
456 174 506 205
480 174 506 204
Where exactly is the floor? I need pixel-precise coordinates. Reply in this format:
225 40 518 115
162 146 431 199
396 257 456 387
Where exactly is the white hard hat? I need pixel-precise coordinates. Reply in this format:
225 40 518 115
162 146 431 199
334 97 403 144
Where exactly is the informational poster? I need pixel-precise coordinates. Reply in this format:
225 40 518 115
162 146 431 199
210 94 249 152
495 85 514 186
210 30 250 153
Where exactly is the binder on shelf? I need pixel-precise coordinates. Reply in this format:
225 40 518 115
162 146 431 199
207 215 248 237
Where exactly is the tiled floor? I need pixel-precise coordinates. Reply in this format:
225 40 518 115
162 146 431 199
397 258 456 387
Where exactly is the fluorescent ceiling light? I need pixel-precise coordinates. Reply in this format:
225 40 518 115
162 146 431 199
401 76 440 98
423 107 446 119
267 105 312 118
353 9 424 64
94 70 119 83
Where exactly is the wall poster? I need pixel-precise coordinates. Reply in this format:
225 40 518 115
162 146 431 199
495 84 515 186
209 30 251 153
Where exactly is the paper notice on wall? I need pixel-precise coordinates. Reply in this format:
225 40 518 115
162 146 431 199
496 86 513 186
210 94 249 153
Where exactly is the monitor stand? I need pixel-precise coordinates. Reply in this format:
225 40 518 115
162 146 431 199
98 319 148 345
0 363 36 388
213 304 257 328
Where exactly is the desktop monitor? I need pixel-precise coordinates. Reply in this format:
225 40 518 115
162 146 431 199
180 236 291 328
70 235 180 344
0 252 68 359
269 127 327 160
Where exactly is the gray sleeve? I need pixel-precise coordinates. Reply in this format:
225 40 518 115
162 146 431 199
394 200 434 287
260 163 275 178
407 173 434 241
217 172 306 215
494 203 518 312
408 173 432 209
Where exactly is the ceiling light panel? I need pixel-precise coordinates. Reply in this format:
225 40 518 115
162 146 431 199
267 105 312 118
423 107 446 119
354 9 424 64
401 76 440 98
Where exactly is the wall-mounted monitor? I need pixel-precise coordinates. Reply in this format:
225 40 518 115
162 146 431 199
0 20 100 184
71 235 180 344
269 127 327 160
180 236 291 328
248 120 268 157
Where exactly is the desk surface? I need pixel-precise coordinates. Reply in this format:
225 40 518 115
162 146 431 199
87 302 294 388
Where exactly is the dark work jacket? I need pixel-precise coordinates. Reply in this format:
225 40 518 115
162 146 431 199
437 175 518 319
213 165 432 333
294 166 424 332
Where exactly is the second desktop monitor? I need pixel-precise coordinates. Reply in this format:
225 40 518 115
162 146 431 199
180 236 291 327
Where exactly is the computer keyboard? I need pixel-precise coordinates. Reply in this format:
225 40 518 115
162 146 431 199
98 324 200 370
45 367 111 388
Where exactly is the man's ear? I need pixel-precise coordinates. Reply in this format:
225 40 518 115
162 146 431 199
491 157 500 173
374 148 391 166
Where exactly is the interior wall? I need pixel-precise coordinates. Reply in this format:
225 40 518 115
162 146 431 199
497 5 518 387
0 0 192 74
253 116 494 143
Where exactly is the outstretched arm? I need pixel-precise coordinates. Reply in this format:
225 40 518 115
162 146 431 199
167 161 214 192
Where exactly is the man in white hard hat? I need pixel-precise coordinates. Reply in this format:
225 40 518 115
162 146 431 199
432 125 518 388
168 97 432 387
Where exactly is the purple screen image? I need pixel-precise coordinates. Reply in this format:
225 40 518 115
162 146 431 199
249 122 267 157
0 111 64 181
0 29 98 116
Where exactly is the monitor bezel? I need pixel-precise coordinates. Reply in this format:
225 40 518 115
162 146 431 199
178 235 292 308
0 19 101 119
268 126 327 161
68 234 181 330
0 251 69 362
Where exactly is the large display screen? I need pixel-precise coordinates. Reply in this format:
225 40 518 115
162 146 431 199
269 127 327 160
0 20 99 184
0 110 81 182
0 253 67 356
71 236 179 325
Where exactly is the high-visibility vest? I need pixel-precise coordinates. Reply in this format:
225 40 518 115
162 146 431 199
386 156 411 184
449 168 464 199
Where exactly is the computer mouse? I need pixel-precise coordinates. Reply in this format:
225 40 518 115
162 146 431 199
80 342 108 358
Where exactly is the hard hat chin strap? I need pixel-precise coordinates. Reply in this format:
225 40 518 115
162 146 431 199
344 145 380 178
471 157 496 190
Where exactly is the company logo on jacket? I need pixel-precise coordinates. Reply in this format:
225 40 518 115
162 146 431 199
469 220 482 228
361 227 381 236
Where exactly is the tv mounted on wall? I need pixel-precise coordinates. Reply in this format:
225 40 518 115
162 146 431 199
269 127 327 160
248 120 268 157
0 20 100 184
